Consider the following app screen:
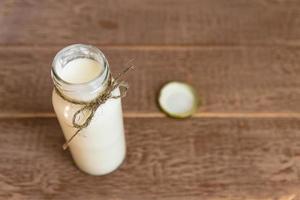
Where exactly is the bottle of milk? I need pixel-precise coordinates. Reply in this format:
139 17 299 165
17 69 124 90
51 44 126 175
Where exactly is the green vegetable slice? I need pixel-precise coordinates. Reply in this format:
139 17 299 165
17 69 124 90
158 82 199 118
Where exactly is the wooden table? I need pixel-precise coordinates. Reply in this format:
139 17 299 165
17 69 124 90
1 1 300 199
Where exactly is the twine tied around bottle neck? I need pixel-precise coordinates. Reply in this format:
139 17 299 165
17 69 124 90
54 65 134 150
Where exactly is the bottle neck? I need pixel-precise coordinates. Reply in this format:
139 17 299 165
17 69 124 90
51 44 110 102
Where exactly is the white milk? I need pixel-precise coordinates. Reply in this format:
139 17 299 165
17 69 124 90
59 58 102 84
51 45 126 175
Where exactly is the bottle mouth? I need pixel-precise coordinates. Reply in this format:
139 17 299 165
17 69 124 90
51 44 110 92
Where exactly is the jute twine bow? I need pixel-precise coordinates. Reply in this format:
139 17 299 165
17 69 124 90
54 65 134 150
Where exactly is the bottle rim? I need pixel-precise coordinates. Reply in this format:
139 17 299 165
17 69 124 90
51 44 110 93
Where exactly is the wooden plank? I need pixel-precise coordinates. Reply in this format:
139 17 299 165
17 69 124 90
0 118 300 199
0 0 300 45
1 46 300 114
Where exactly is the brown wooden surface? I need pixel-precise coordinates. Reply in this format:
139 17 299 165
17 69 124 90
1 0 300 46
1 0 300 199
0 118 300 200
1 46 300 114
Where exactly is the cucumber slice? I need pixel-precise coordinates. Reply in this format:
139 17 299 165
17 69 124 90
158 82 199 118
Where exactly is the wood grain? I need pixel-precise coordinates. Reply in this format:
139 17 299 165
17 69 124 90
1 0 300 46
1 0 300 199
0 46 300 114
0 118 300 199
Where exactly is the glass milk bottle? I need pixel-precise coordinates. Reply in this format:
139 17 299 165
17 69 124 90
51 44 126 175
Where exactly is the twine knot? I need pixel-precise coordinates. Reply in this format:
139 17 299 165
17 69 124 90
54 65 133 150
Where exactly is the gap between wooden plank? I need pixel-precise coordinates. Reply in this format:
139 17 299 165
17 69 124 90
0 43 299 50
1 112 300 119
